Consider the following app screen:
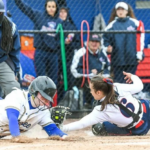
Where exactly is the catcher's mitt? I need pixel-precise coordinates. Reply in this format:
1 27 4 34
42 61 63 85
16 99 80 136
50 106 72 126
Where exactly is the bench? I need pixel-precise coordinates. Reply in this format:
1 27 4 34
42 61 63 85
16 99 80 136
136 48 150 83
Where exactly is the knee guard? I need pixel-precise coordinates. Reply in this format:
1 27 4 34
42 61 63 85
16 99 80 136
92 123 108 136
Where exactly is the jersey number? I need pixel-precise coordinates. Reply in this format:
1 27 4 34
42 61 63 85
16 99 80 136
20 122 31 128
120 98 135 118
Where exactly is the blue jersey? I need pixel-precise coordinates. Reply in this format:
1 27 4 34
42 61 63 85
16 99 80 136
103 17 145 66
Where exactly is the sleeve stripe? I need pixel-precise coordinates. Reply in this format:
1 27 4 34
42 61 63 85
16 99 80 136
105 20 116 31
71 47 86 78
129 18 139 26
5 106 20 112
136 21 145 52
102 49 110 63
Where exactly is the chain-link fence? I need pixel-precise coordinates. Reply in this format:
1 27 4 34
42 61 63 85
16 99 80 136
6 0 150 112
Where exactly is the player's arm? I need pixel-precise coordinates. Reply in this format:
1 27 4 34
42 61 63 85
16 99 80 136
4 90 32 143
14 0 37 21
114 71 143 94
71 47 95 78
102 21 115 53
101 49 110 77
38 110 67 139
6 108 20 137
4 91 21 137
62 106 104 132
6 108 32 143
136 20 145 62
43 123 67 139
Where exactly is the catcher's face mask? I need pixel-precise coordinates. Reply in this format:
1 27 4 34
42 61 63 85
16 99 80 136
39 94 50 107
33 92 51 110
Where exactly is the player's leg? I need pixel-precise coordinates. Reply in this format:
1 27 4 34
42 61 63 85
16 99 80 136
0 62 20 96
92 100 150 136
130 99 150 135
92 122 131 136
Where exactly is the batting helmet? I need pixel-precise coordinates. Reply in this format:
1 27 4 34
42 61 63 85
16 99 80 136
0 0 5 12
29 76 57 103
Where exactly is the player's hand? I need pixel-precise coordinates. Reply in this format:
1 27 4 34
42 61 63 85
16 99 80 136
123 71 133 84
50 106 71 127
11 136 33 143
48 135 68 141
48 135 83 141
91 69 98 75
107 45 113 53
65 38 71 44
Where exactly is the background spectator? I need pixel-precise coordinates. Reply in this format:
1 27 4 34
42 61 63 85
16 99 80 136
59 6 80 51
0 0 20 97
14 0 62 85
58 6 80 102
102 2 145 83
71 34 110 109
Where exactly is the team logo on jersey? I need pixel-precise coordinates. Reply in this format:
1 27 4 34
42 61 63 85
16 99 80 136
127 26 135 31
20 122 31 128
41 22 56 37
99 57 105 62
48 22 56 29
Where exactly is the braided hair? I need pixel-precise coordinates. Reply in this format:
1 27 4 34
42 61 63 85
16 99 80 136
1 16 13 54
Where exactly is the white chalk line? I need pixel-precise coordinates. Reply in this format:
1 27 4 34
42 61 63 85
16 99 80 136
0 141 150 150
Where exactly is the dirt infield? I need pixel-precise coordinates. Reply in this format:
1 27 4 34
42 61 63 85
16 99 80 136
1 119 150 150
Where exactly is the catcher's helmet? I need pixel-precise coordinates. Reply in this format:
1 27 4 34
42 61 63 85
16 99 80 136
0 0 5 12
29 76 56 103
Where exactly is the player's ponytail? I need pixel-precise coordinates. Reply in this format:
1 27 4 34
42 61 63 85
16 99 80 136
90 76 119 111
1 16 13 54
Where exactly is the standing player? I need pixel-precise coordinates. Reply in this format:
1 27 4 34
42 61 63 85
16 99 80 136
61 72 150 136
0 76 67 142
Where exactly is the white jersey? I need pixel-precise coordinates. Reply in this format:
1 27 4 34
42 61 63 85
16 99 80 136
0 88 53 137
63 75 144 132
